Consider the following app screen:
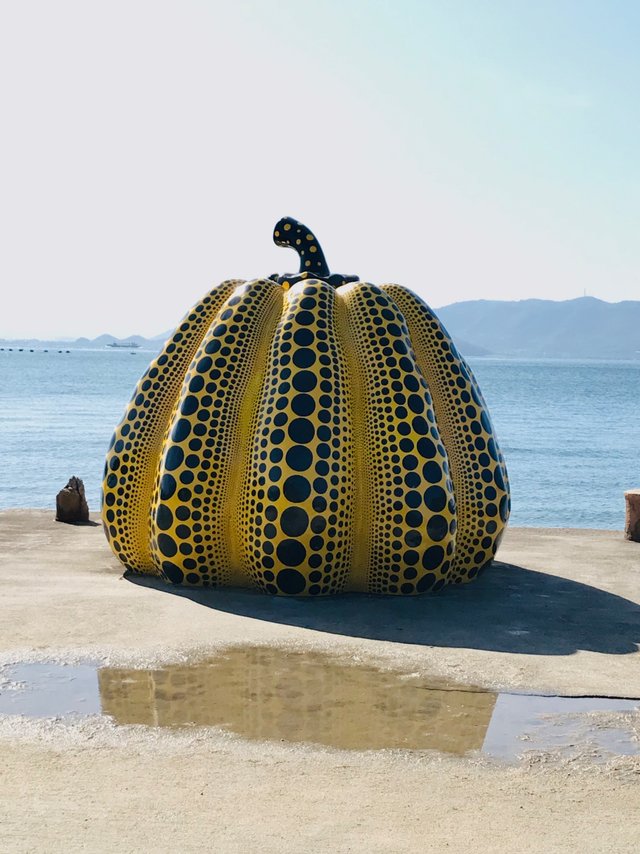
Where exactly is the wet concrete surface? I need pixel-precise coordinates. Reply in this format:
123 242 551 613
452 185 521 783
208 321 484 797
1 648 638 762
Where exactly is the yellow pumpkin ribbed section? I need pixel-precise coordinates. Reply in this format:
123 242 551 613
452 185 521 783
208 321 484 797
102 278 510 594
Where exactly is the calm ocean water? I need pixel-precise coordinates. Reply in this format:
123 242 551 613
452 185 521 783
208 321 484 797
1 349 638 529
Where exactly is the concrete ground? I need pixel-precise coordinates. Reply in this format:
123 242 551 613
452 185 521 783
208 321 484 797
0 510 639 853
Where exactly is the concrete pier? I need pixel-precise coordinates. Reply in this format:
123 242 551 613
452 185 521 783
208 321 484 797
0 511 639 853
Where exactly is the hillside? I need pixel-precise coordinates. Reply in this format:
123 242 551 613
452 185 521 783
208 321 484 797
436 296 640 360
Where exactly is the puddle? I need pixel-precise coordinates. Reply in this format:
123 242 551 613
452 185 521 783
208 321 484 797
1 647 638 762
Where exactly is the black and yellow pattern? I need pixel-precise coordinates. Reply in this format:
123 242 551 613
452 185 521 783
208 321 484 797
102 219 510 594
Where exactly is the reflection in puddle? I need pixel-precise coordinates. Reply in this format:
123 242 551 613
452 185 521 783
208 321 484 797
98 648 495 754
0 647 638 762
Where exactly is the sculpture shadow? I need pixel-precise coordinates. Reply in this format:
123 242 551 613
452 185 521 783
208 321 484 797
126 561 640 656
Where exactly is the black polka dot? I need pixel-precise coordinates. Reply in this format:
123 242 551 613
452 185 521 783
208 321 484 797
165 445 184 471
423 461 442 483
311 516 326 533
412 416 429 435
171 419 191 443
295 310 314 326
408 395 424 414
312 539 327 558
406 491 422 508
405 510 423 527
427 515 448 542
417 573 437 592
293 349 316 368
181 395 198 416
276 568 306 594
405 530 422 548
291 394 315 416
422 545 444 570
162 561 184 584
277 539 307 566
281 507 309 537
283 476 311 502
293 371 317 392
288 418 314 444
160 474 176 500
424 485 447 512
313 477 327 493
157 533 177 558
156 504 173 531
417 438 436 458
293 329 314 346
286 446 313 471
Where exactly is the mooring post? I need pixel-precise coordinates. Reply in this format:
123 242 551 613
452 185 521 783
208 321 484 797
624 490 640 542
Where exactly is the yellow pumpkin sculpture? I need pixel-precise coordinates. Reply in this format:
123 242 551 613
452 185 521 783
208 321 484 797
102 218 510 595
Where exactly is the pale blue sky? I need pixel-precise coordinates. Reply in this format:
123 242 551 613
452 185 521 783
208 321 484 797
0 0 638 337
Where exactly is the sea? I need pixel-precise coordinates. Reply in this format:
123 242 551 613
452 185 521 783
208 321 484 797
1 349 638 530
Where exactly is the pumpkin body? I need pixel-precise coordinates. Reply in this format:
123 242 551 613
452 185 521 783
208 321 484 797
102 276 510 595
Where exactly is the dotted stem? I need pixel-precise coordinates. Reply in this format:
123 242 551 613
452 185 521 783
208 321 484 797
273 217 331 277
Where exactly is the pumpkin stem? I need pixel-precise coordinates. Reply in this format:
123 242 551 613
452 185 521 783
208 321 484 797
273 217 331 277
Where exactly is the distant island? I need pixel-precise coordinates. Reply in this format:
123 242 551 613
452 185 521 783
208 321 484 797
1 297 638 360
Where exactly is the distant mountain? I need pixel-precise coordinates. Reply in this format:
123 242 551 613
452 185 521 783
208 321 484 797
1 329 490 358
436 297 640 360
3 296 639 359
0 333 164 351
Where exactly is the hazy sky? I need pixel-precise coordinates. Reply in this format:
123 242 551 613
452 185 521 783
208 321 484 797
1 0 638 338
